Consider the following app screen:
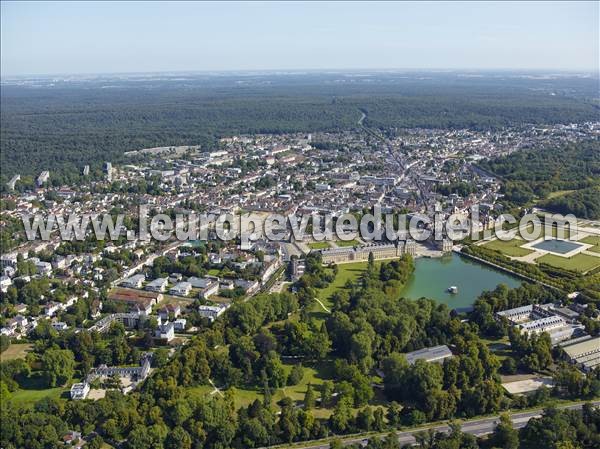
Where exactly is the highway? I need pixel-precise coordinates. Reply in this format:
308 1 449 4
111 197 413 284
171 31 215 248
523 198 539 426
280 400 600 449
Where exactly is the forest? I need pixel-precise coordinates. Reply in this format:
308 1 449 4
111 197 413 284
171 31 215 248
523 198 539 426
2 71 599 181
479 140 600 218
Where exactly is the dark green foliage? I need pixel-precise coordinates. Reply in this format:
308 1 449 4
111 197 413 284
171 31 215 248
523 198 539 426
479 140 600 217
542 186 600 219
2 74 599 180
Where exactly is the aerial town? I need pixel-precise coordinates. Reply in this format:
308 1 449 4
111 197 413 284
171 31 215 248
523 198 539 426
2 120 599 410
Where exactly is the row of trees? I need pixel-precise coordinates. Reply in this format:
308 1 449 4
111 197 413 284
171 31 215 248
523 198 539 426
338 405 600 449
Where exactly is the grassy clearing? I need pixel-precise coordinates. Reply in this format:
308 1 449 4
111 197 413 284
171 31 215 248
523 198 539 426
546 189 576 199
7 372 66 406
312 262 374 312
187 384 217 398
308 241 331 250
482 238 533 257
537 253 600 273
159 294 195 308
1 343 33 361
188 362 335 411
8 386 65 406
309 261 384 321
272 362 332 404
481 336 512 361
201 361 388 419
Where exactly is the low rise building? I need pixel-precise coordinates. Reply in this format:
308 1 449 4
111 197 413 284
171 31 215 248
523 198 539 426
121 274 145 289
157 304 181 320
496 303 587 345
404 345 453 365
198 304 230 322
107 288 162 314
145 277 168 292
155 322 175 341
169 281 192 297
561 336 600 372
70 382 90 400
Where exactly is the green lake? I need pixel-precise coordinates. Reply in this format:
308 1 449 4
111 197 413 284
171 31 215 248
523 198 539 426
401 253 522 310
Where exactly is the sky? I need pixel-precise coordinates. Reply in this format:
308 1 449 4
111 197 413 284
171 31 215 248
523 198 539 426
1 1 598 76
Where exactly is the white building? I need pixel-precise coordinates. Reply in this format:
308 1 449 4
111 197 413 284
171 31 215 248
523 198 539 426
52 322 68 331
169 281 192 297
155 322 175 341
0 276 12 293
145 277 168 292
70 382 90 400
198 304 230 322
121 274 145 289
35 261 52 276
173 318 187 331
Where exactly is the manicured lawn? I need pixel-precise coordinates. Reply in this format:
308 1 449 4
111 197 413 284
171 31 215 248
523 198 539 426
581 235 600 245
537 253 600 273
7 372 66 406
207 269 221 276
308 241 331 250
581 235 600 253
335 239 360 247
8 386 65 406
314 262 371 307
482 238 533 257
1 343 33 361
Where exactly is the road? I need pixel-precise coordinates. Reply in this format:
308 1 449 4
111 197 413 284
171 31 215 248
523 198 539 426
282 400 600 449
357 111 366 126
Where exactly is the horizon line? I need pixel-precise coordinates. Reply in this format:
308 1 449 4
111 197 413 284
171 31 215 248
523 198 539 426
2 66 599 79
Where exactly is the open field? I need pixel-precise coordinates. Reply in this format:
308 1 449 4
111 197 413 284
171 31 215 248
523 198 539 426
7 371 66 406
536 253 600 273
308 241 331 250
8 387 64 406
159 294 195 308
482 238 533 257
0 343 33 361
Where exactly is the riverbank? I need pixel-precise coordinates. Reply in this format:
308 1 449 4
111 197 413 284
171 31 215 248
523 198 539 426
456 248 562 292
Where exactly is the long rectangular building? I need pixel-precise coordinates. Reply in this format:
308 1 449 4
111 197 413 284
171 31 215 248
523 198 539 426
562 336 600 372
405 345 453 365
320 241 416 264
